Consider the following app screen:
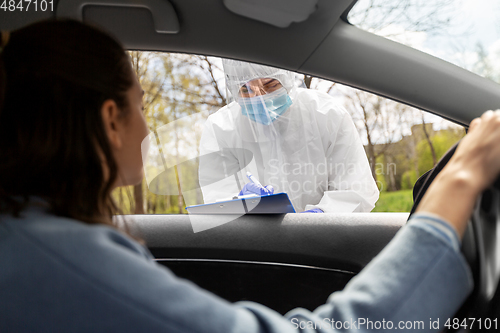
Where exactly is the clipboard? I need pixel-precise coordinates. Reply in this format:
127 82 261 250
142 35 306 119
186 192 295 214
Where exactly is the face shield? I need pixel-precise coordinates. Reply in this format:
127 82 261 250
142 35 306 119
223 59 296 103
223 60 296 127
222 59 298 144
237 78 292 125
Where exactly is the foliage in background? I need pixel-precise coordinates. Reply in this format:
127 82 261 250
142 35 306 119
113 53 225 214
373 189 414 212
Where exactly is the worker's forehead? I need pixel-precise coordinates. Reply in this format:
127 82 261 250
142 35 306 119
242 78 280 86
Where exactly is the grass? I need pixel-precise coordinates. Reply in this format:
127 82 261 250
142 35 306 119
373 189 414 212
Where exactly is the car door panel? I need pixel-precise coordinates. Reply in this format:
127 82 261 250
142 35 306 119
131 213 407 312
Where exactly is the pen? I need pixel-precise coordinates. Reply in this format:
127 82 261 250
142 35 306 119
246 172 264 188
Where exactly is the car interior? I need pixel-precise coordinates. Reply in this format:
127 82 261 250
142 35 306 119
3 0 500 324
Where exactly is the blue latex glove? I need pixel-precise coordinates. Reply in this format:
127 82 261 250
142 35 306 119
300 208 324 213
238 183 274 196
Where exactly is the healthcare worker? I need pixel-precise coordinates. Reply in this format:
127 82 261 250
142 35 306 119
198 59 379 212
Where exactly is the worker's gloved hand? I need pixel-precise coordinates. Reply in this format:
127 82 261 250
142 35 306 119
238 183 274 196
300 208 324 213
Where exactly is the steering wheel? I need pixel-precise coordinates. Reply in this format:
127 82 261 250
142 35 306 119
410 142 500 331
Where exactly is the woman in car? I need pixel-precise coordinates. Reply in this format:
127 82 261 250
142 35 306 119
0 19 495 332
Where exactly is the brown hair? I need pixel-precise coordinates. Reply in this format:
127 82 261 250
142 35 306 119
0 19 133 226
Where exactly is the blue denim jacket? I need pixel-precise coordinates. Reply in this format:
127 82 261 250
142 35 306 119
0 202 472 332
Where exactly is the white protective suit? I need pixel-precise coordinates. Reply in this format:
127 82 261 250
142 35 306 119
198 60 379 212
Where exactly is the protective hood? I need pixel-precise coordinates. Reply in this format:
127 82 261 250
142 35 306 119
223 59 296 103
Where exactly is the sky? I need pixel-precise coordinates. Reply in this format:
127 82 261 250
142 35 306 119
351 0 500 75
340 0 500 135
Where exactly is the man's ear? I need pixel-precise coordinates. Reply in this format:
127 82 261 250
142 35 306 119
101 99 123 149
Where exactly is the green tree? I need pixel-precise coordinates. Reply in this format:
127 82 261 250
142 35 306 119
114 53 227 215
417 127 465 175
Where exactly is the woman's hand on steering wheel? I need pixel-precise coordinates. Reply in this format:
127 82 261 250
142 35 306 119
415 110 500 238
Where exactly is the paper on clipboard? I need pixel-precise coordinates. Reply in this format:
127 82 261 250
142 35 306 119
186 192 295 215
